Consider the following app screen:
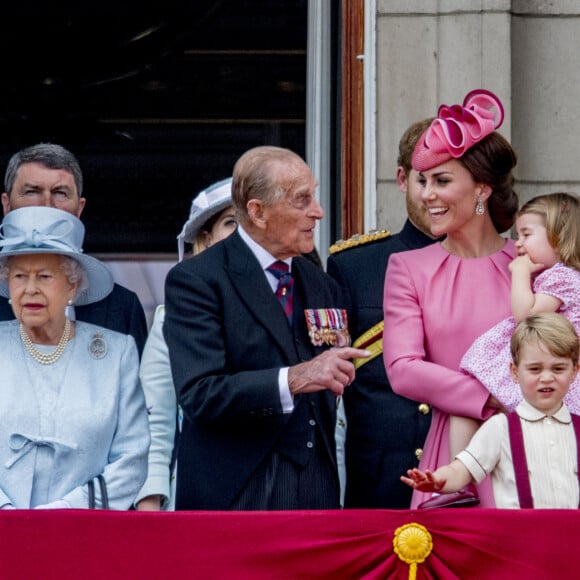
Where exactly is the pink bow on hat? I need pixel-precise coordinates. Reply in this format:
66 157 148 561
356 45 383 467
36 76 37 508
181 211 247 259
412 89 505 172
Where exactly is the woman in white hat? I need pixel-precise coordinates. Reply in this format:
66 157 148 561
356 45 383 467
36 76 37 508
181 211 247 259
135 178 236 511
0 206 149 509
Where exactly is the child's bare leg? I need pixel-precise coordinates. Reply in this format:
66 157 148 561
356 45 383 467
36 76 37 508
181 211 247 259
449 415 480 458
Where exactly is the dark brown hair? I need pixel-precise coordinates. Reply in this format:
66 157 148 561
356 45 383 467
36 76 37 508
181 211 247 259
460 132 519 233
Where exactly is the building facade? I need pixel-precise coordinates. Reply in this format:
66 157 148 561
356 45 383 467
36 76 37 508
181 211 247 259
370 0 580 235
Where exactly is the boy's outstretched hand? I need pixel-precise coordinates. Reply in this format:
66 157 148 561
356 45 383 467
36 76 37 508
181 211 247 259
401 468 446 493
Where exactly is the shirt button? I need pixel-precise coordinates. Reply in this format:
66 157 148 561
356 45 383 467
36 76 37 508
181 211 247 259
418 403 430 415
309 419 316 426
415 448 423 461
306 441 314 449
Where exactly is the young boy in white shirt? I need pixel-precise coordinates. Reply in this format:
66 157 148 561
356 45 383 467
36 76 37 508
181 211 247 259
402 312 580 509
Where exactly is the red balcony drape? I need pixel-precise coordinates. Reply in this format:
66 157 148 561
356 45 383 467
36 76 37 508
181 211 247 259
1 508 577 579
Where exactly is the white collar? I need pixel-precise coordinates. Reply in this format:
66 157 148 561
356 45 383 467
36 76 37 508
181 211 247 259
516 398 572 425
237 225 292 272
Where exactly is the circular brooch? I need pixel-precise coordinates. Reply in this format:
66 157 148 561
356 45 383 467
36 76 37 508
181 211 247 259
89 333 108 359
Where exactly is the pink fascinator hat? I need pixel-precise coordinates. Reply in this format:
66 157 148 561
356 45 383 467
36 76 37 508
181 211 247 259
412 89 504 172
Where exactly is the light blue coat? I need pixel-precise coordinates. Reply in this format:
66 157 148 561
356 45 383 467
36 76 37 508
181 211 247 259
0 320 150 509
135 304 178 509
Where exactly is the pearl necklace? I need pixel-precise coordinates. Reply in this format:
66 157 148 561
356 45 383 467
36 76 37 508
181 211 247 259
19 319 72 365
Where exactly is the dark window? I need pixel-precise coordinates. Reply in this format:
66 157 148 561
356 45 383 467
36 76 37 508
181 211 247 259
0 1 308 254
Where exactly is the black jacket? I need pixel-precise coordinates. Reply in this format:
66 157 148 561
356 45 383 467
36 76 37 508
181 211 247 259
327 220 437 508
164 231 346 509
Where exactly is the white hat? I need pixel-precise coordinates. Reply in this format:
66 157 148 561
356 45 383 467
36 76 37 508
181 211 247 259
0 206 114 306
176 177 232 261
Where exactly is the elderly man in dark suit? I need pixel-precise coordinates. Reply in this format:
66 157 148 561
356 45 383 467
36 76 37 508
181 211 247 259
163 145 369 510
0 143 148 355
327 119 440 508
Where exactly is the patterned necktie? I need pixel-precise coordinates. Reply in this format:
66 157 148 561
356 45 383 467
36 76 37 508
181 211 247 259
267 260 294 325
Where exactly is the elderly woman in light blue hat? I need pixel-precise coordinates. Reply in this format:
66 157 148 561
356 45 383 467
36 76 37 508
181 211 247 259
0 206 149 509
135 178 235 511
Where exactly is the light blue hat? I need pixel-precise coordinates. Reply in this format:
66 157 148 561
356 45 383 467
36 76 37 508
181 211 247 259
176 177 232 261
0 206 114 305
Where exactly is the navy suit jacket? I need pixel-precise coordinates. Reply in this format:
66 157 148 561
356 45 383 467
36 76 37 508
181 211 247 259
327 220 437 508
0 283 148 357
164 230 346 509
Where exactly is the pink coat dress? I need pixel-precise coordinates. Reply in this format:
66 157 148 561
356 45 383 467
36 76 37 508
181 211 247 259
461 262 580 413
383 240 516 508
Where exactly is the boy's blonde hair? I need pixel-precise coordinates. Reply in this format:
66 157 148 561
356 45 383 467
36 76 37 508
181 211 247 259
518 192 580 271
511 312 579 366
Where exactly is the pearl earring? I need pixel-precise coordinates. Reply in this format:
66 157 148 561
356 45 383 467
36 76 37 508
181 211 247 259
475 197 485 216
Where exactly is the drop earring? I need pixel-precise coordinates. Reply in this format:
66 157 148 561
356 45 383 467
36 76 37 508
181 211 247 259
8 298 12 305
65 299 76 321
475 197 485 216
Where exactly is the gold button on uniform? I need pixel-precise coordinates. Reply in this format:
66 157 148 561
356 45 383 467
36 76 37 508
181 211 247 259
418 403 430 415
415 448 423 461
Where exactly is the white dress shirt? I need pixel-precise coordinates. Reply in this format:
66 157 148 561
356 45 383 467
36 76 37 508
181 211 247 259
457 399 579 508
237 225 294 413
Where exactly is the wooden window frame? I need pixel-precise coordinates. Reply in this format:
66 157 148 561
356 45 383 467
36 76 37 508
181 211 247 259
340 0 365 239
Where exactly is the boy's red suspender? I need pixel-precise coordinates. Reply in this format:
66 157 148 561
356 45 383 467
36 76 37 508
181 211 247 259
508 412 580 508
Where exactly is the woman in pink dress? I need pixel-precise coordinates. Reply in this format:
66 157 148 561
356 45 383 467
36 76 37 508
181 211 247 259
383 89 519 508
461 192 580 414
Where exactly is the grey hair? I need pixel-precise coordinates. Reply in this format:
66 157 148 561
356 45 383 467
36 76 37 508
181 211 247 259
232 146 306 222
60 256 89 299
4 143 83 197
0 255 89 301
